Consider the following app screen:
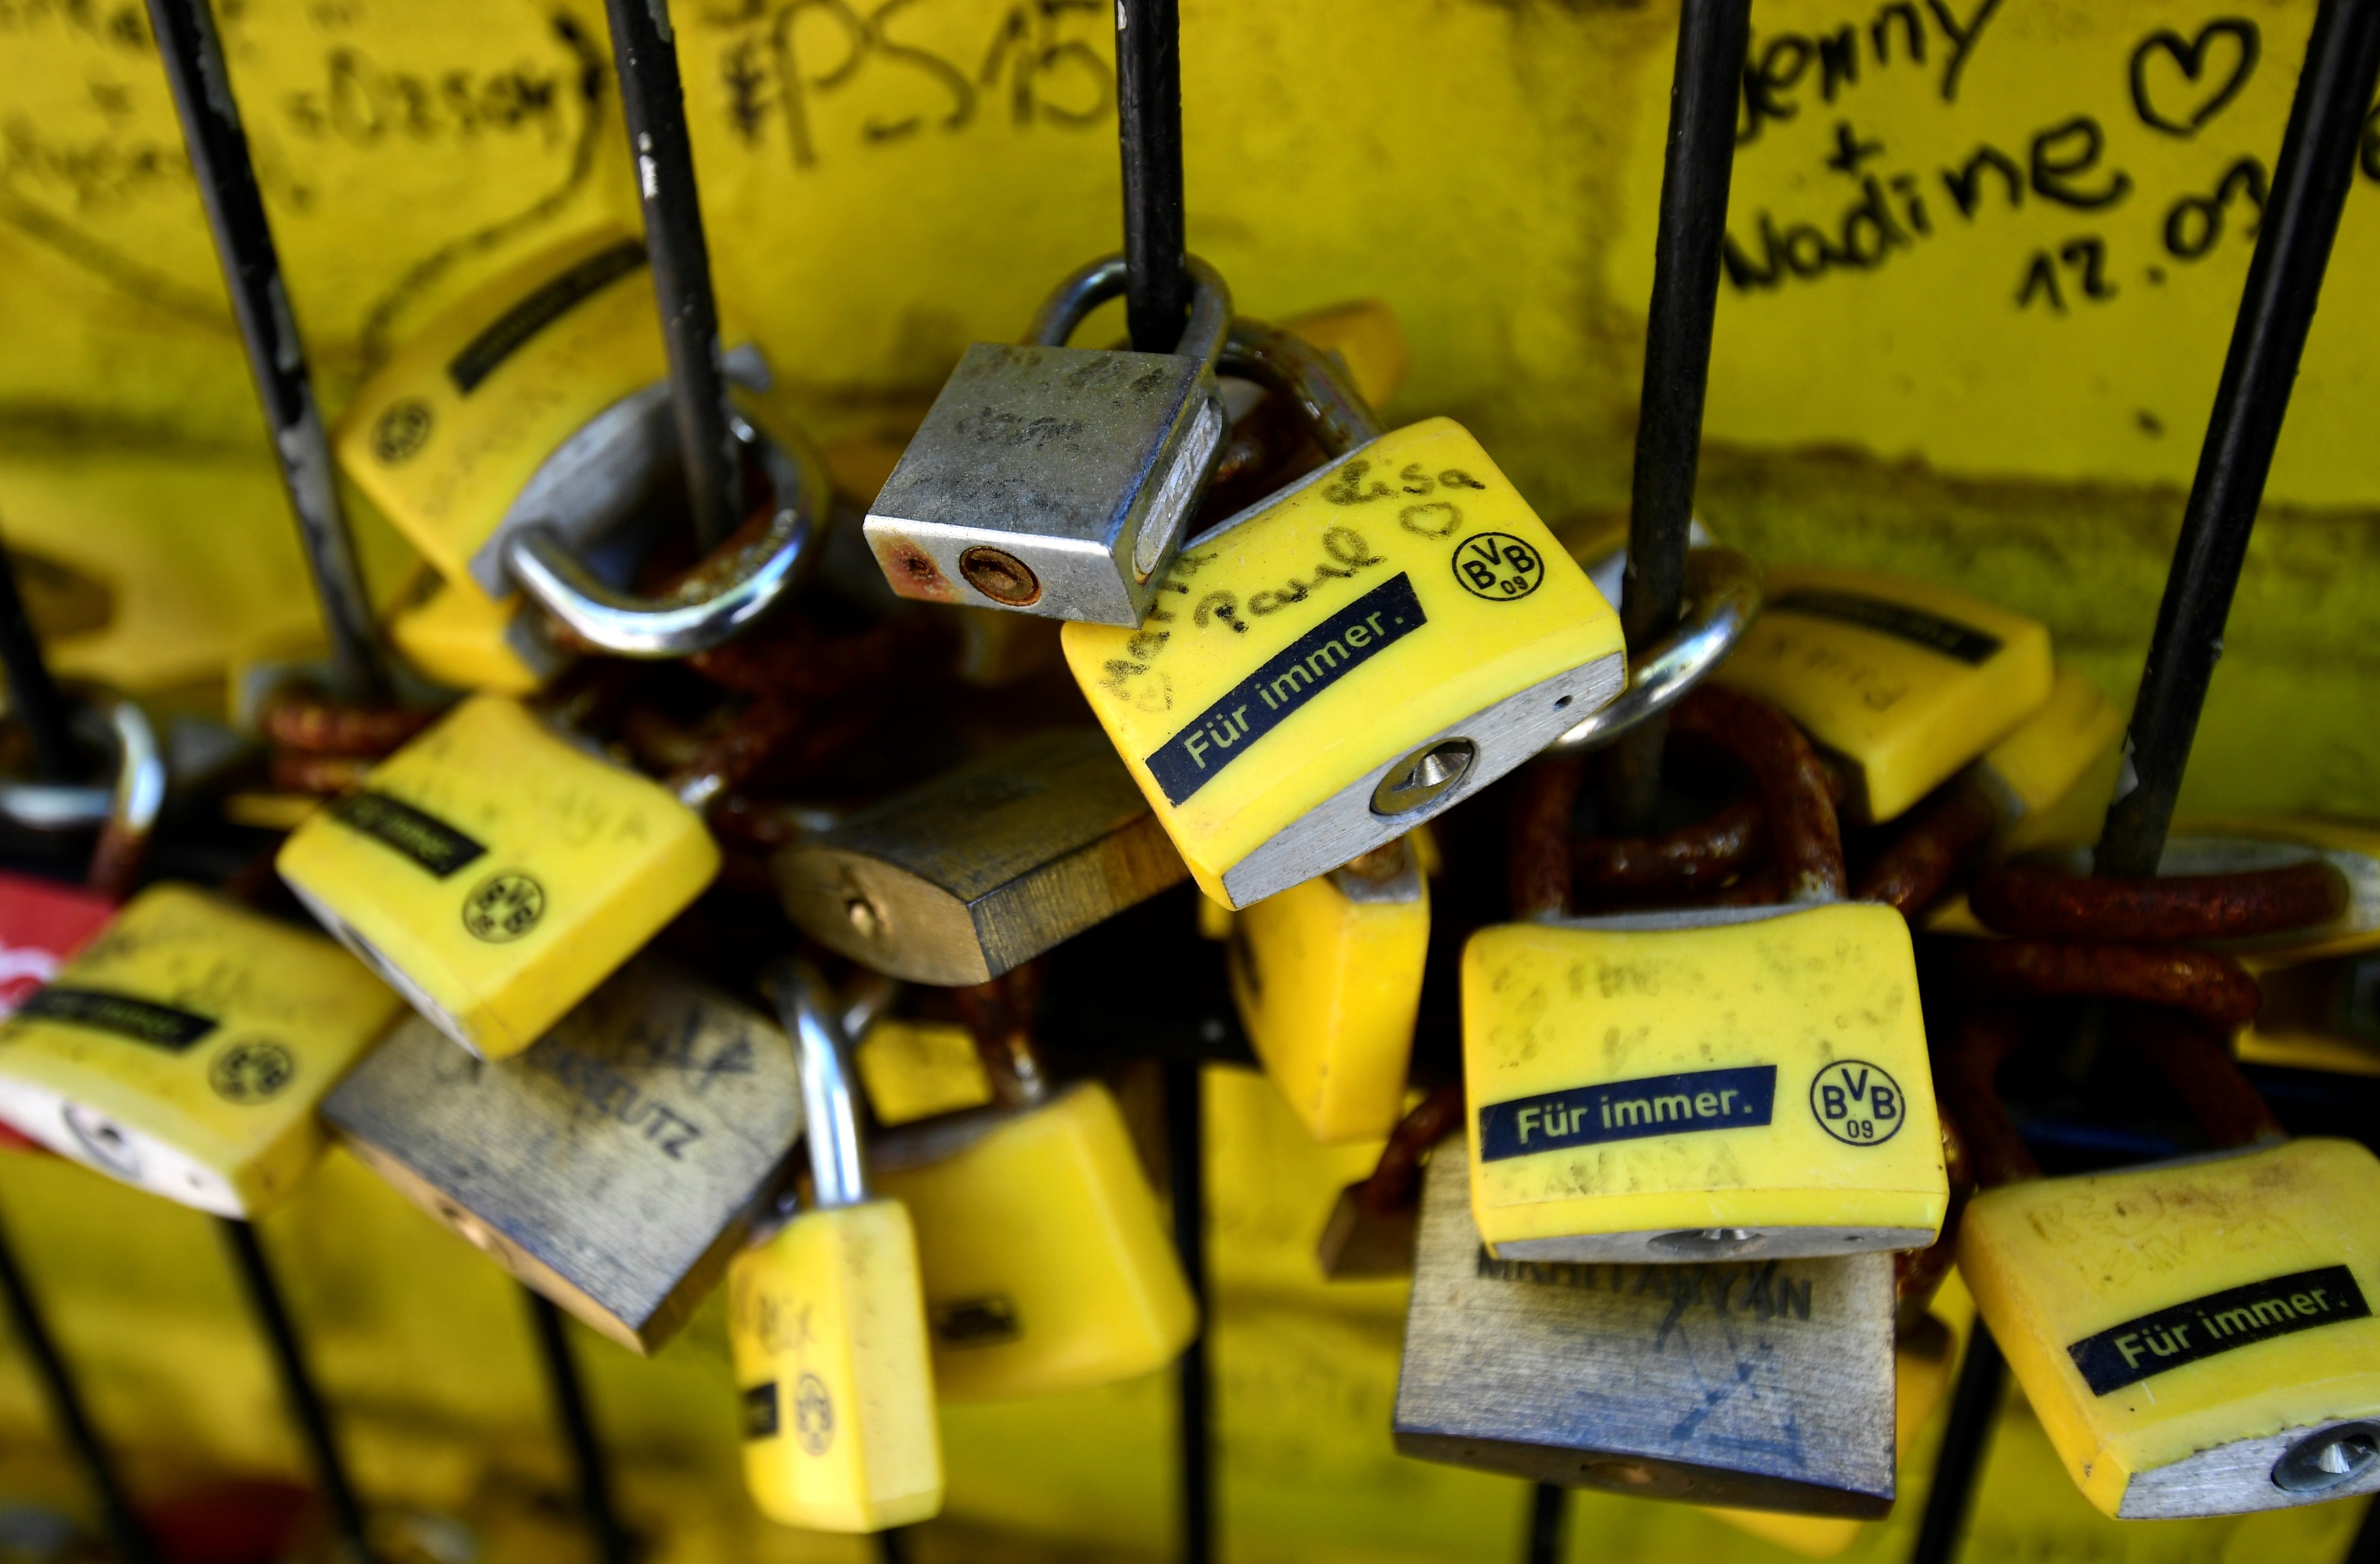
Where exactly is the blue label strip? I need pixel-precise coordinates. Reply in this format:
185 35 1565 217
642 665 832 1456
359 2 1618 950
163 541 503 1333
1477 1064 1777 1162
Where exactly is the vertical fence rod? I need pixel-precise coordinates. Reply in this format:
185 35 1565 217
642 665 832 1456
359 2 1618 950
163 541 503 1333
1602 0 1752 834
598 0 742 556
0 1199 157 1563
1524 1481 1568 1564
1166 1058 1211 1564
0 525 79 786
217 1220 375 1563
523 1289 635 1564
1115 0 1191 352
142 0 387 702
1906 1327 2003 1564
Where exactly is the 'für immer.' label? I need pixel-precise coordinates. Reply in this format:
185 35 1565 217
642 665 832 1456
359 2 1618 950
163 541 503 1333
329 790 489 880
2067 1265 2372 1396
1143 573 1424 805
1770 590 2002 666
1477 1064 1776 1163
16 988 218 1052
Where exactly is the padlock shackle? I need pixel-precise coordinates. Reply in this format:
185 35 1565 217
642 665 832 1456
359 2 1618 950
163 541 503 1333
0 693 164 899
1540 546 1760 759
1028 254 1232 369
1216 318 1386 458
505 411 828 660
1938 1009 2040 1189
774 959 869 1209
1971 858 2351 944
952 965 1049 1111
2105 1003 2287 1150
1671 682 1847 904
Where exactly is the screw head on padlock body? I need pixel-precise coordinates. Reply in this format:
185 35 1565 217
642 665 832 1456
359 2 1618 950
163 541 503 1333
864 255 1234 627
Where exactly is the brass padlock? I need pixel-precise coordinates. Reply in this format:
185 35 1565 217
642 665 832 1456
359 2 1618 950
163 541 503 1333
323 954 800 1354
276 693 721 1060
1229 833 1427 1144
0 885 402 1216
1065 322 1626 908
729 961 940 1533
1713 565 2054 823
774 728 1187 986
1393 1134 1898 1514
870 967 1196 1400
865 256 1232 627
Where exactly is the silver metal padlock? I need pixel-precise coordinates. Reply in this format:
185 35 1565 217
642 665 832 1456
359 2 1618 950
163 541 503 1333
1393 1136 1897 1516
324 953 801 1354
864 255 1232 627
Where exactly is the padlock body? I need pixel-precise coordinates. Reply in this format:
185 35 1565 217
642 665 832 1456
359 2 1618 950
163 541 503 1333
1276 300 1411 409
1229 845 1427 1144
854 1018 994 1127
324 955 799 1353
276 694 719 1060
1714 566 2053 823
335 227 668 598
386 570 561 696
0 885 400 1216
1395 1138 1897 1514
729 1200 943 1533
874 1083 1196 1400
1977 665 2123 851
1064 418 1625 908
1960 1137 2380 1518
865 341 1226 626
1462 904 1946 1261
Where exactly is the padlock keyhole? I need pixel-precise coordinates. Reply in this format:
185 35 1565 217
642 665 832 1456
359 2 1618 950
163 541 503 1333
2273 1423 2380 1493
960 547 1042 607
1370 739 1477 819
1648 1227 1767 1259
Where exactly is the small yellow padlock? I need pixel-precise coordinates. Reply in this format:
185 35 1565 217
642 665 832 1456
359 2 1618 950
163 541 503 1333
2237 954 2380 1077
1228 833 1428 1144
384 569 563 697
0 885 401 1216
872 967 1196 1400
729 961 941 1533
1714 565 2054 823
276 693 720 1060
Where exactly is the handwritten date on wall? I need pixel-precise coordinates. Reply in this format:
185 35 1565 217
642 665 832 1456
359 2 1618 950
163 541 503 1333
1722 4 2377 316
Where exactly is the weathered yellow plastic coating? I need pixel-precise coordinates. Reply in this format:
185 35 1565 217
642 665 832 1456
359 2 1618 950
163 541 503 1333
728 1199 943 1533
1716 567 2054 822
1979 666 2123 847
275 695 719 1060
1961 1139 2380 1518
854 1018 993 1127
873 1084 1195 1401
1462 907 1946 1251
334 225 664 591
1195 894 1234 942
0 885 402 1217
1278 300 1412 409
1063 419 1623 907
385 572 545 696
1228 851 1429 1144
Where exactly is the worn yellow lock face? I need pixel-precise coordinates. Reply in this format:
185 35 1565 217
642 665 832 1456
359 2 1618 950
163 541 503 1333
335 225 665 597
1715 566 2054 823
1977 665 2123 853
728 1199 943 1533
0 885 400 1217
276 694 720 1061
873 1083 1195 1402
1960 1138 2380 1519
854 1018 994 1128
1063 417 1624 908
385 570 559 697
1228 838 1429 1144
1462 904 1946 1262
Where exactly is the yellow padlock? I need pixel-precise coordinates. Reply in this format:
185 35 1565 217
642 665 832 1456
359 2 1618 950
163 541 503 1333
1065 409 1625 908
0 885 401 1216
1275 299 1412 410
855 1016 994 1126
275 693 720 1060
2237 955 2380 1077
1228 833 1428 1144
729 962 941 1533
1714 565 2054 823
872 968 1196 1400
384 569 561 696
1977 665 2126 853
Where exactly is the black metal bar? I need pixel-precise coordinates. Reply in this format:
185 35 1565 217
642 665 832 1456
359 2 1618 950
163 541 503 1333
142 0 387 703
523 1290 635 1564
2346 1477 2380 1564
1524 1481 1568 1564
876 1526 914 1564
1908 1326 2004 1564
599 0 741 557
1115 0 1190 353
0 523 79 785
0 1200 157 1563
217 1219 375 1563
2096 0 2380 877
1604 0 1754 833
1166 1057 1211 1564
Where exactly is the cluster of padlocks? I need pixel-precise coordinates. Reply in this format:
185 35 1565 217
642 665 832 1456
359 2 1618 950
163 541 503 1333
0 0 2377 1561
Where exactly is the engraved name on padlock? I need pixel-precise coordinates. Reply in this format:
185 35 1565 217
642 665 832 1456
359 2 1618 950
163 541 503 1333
0 885 402 1216
324 954 800 1354
1394 1138 1898 1514
865 257 1232 628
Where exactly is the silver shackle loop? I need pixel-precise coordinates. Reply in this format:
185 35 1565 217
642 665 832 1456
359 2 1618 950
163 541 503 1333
772 957 869 1211
506 409 829 660
0 692 164 836
1028 253 1233 367
1541 547 1763 757
1217 317 1387 458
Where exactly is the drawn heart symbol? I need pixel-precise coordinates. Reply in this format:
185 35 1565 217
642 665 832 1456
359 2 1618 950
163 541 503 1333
2130 20 2261 138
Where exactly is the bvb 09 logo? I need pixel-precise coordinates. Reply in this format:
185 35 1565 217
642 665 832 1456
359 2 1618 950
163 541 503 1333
1810 1060 1905 1146
210 1040 295 1104
1452 532 1543 601
371 398 434 464
462 872 545 944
